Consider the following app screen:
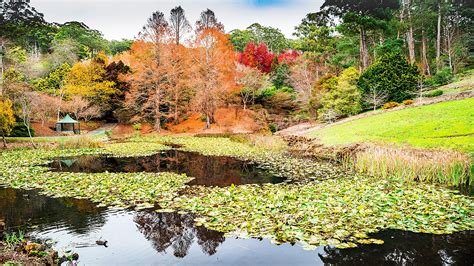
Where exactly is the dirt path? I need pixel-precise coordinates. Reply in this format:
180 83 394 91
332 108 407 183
86 123 117 136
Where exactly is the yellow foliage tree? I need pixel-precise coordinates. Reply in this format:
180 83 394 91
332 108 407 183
64 52 116 111
0 99 16 148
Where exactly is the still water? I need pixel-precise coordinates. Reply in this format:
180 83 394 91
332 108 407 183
48 150 285 187
1 187 473 265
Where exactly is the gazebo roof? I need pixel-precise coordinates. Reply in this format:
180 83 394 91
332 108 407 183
57 114 79 124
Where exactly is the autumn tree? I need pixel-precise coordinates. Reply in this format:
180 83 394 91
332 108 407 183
195 9 224 33
236 64 271 110
169 6 191 45
64 52 115 114
289 54 325 105
134 11 169 131
190 29 236 128
238 42 275 73
0 98 15 148
30 92 58 126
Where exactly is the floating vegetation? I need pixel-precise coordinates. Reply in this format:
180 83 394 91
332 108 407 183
0 137 473 250
0 147 190 209
166 175 474 249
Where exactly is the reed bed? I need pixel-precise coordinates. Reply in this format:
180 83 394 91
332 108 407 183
348 145 472 186
58 136 103 149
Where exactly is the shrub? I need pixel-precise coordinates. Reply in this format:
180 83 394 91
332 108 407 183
425 68 453 87
382 102 400 110
359 52 421 103
425 89 444 98
132 123 142 131
402 100 414 105
319 67 362 119
268 123 279 133
9 123 35 137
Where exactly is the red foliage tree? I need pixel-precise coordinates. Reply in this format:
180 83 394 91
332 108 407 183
278 49 302 65
238 42 275 73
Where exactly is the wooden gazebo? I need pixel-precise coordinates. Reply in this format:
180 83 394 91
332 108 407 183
56 114 80 134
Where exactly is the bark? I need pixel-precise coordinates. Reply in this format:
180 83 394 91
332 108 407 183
174 94 179 125
23 120 36 149
436 3 442 71
421 29 431 76
2 131 6 148
359 26 369 71
154 86 161 132
406 0 416 63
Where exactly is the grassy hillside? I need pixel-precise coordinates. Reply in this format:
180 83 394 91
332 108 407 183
307 98 474 152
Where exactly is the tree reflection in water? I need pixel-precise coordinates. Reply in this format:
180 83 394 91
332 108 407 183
134 211 225 257
0 187 106 235
49 149 285 187
318 230 474 265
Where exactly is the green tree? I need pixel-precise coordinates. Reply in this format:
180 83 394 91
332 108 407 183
33 63 71 93
230 29 257 52
319 67 361 120
0 98 15 148
108 39 133 55
55 21 109 59
320 0 399 70
358 52 421 103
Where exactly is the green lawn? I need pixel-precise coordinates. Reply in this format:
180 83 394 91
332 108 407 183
307 98 474 152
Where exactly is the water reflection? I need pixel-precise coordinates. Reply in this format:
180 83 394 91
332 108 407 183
0 187 473 265
319 230 474 265
0 187 106 234
134 211 225 257
48 150 285 187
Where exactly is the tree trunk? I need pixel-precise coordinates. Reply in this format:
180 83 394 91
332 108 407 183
155 95 161 132
359 26 369 71
2 131 6 148
406 0 415 63
174 93 179 125
24 120 36 149
421 29 431 76
436 3 442 71
205 115 210 129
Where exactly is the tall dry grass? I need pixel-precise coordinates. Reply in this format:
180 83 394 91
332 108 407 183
346 145 472 186
59 136 103 149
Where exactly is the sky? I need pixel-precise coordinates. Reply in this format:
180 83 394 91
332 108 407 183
30 0 323 41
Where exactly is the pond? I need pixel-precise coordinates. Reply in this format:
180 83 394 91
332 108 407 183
1 187 473 265
47 150 285 187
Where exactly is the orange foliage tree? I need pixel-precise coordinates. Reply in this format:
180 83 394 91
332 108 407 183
190 28 237 128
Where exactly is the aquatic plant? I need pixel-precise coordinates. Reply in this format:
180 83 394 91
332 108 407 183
349 145 472 186
166 174 474 249
0 137 472 251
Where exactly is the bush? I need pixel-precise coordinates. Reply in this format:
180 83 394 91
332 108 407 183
268 123 279 133
425 68 453 87
425 90 444 98
382 102 400 110
9 123 35 137
132 123 142 131
359 52 421 103
318 67 361 119
402 100 414 105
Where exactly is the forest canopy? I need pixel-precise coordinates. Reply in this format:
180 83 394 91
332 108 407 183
0 0 472 134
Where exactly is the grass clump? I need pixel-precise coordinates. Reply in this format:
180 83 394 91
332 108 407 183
58 136 103 149
349 145 472 186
